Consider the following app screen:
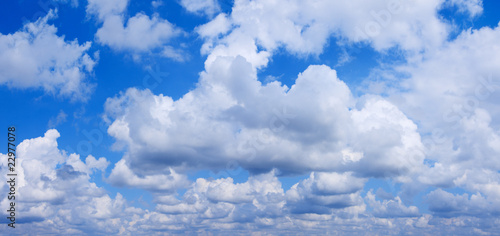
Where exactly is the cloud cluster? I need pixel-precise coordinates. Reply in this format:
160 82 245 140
0 131 397 234
0 128 496 235
155 171 285 223
99 0 499 233
358 9 500 233
375 21 500 201
366 190 420 218
286 172 366 214
0 10 95 101
3 0 500 234
0 130 135 235
196 0 480 70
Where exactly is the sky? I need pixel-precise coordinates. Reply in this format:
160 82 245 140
1 0 500 235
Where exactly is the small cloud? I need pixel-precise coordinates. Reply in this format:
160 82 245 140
180 0 221 17
151 0 163 8
335 49 353 67
263 74 282 84
48 110 68 128
162 46 188 62
445 0 483 17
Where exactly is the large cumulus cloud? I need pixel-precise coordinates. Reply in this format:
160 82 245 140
104 55 425 182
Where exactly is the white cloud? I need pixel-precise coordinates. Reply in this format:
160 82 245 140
285 172 366 214
3 0 500 233
352 15 500 231
87 0 183 58
366 190 420 218
311 172 365 196
107 159 189 192
86 0 128 21
155 171 285 221
426 189 500 217
370 23 500 196
1 129 497 234
445 0 483 17
0 130 140 234
95 0 499 233
66 154 109 174
48 110 68 128
200 170 284 204
161 45 187 62
197 0 466 69
152 0 163 8
0 10 96 101
95 13 180 52
103 55 425 184
180 0 221 17
197 13 232 39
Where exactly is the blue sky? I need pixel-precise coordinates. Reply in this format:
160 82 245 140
1 0 500 235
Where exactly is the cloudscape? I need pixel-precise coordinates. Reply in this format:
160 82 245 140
1 0 500 235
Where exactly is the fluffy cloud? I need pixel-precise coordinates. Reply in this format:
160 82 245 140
86 0 128 21
155 171 285 223
366 190 420 218
97 0 499 233
196 0 478 69
374 22 500 194
99 49 430 230
87 0 183 59
285 172 365 214
107 159 189 192
0 130 139 234
4 0 499 234
446 0 483 17
387 23 500 134
359 12 500 233
104 55 424 183
141 170 439 234
0 131 497 234
426 189 500 218
0 10 95 101
95 13 180 52
180 0 221 17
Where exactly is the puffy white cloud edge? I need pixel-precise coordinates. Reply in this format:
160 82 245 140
0 10 96 101
87 0 184 60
